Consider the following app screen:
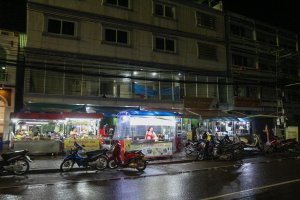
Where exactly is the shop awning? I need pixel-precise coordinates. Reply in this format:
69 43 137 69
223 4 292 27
117 110 181 117
10 112 104 120
22 103 87 113
22 102 139 118
182 109 233 119
245 114 278 119
11 113 65 120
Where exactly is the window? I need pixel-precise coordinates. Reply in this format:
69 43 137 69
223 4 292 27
196 12 216 30
0 47 7 81
198 43 217 60
106 0 129 8
230 24 252 39
47 18 76 36
232 54 255 68
154 36 176 53
154 3 175 19
256 31 276 45
104 28 129 45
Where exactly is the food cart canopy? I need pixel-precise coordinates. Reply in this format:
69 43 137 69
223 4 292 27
117 110 181 117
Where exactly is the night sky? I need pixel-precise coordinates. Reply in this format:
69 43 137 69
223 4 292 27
0 0 299 33
223 0 300 33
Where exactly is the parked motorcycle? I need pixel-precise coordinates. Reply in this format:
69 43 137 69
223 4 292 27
235 133 264 151
197 135 244 161
279 138 299 152
107 140 147 171
0 150 32 175
263 136 299 153
184 140 202 155
60 142 108 172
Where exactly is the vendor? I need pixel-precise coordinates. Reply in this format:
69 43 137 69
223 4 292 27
15 129 26 140
145 127 158 140
99 124 108 138
69 127 78 139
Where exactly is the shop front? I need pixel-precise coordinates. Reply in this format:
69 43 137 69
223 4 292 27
207 117 250 138
113 110 181 158
10 112 103 154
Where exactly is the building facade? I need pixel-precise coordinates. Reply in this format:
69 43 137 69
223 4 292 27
0 28 19 140
1 0 297 143
22 0 227 113
226 12 300 131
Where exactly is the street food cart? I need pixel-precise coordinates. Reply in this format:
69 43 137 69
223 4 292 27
113 110 181 158
10 112 103 154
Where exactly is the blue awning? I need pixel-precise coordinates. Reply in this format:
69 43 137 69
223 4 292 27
117 110 181 117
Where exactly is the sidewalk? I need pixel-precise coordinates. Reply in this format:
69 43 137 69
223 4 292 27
29 151 195 174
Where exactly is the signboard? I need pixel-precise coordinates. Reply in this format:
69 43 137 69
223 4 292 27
184 97 214 109
285 126 298 141
130 141 173 157
234 97 261 107
64 138 100 150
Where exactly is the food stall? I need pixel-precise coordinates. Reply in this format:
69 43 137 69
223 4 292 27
10 112 103 154
113 110 181 158
204 117 250 139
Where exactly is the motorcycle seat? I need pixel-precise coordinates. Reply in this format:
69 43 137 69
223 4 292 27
125 150 142 154
1 150 26 160
86 149 107 156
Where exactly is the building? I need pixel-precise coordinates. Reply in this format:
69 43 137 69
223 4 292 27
22 0 226 114
226 12 300 133
0 28 19 141
2 0 299 144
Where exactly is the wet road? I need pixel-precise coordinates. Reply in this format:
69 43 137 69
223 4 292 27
1 156 300 199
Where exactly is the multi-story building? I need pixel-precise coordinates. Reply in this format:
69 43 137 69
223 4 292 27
0 28 19 141
226 12 300 133
21 0 226 114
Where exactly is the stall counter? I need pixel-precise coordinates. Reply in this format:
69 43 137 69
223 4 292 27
14 140 62 154
124 139 173 157
64 138 100 151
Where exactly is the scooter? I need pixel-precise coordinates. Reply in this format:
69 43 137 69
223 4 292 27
197 135 244 161
184 140 202 155
235 133 264 151
0 150 32 175
107 140 147 171
60 142 108 172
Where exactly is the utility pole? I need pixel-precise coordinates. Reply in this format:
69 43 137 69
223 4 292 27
274 48 300 136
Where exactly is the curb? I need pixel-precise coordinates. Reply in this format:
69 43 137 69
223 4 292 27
28 158 195 174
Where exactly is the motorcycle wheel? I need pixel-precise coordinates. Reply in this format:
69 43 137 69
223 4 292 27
185 145 193 155
12 158 30 175
197 149 205 161
60 159 75 172
108 158 118 169
136 158 147 171
95 156 108 170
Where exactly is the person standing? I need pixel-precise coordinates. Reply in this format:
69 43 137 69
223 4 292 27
145 127 157 140
69 127 78 139
99 124 108 138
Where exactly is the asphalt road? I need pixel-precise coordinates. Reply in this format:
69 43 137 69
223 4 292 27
0 155 300 200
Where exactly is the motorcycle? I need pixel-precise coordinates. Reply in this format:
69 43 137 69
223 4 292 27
184 140 202 155
279 138 299 152
263 136 299 153
197 135 244 161
235 133 264 151
0 150 32 175
107 140 147 171
60 142 108 172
